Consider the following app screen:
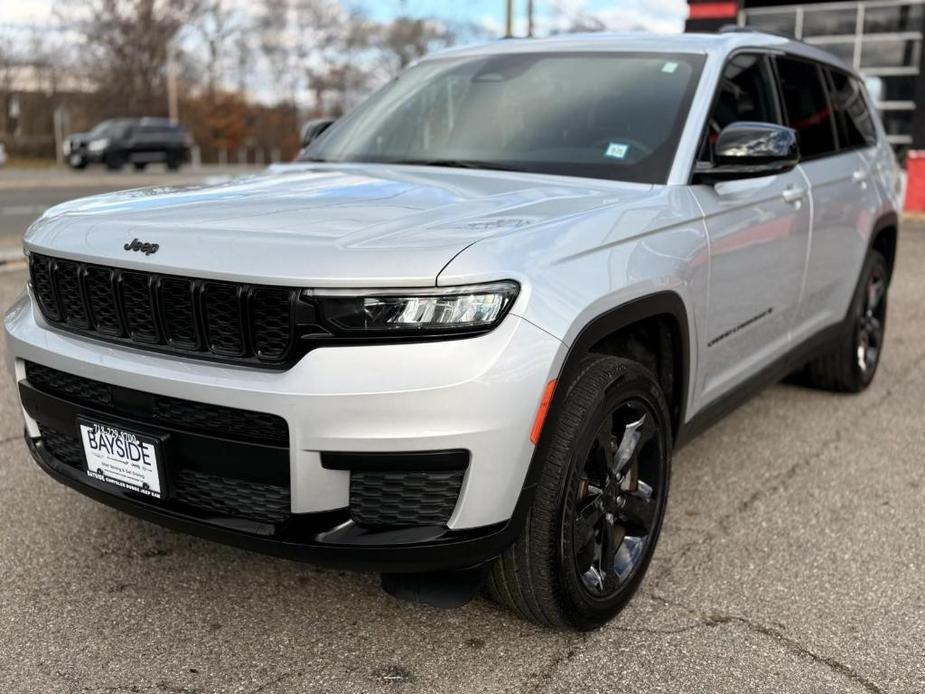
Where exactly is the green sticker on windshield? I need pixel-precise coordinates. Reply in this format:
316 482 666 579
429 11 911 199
605 142 629 160
662 61 679 74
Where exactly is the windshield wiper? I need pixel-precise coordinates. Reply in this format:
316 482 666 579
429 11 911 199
386 159 526 173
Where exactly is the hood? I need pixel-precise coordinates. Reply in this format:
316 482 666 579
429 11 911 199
25 163 651 287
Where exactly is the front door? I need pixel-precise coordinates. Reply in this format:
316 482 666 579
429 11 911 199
690 53 811 407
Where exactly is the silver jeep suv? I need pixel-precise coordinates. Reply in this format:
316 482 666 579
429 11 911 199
5 31 900 629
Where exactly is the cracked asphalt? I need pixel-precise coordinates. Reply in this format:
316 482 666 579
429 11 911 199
0 220 923 693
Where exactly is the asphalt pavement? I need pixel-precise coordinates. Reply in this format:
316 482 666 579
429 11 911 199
0 171 923 693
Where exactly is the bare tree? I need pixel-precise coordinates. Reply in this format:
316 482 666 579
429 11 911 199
193 0 242 99
257 0 295 105
380 17 456 73
57 0 201 116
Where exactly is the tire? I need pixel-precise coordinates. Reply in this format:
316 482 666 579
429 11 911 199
487 355 672 630
166 154 181 171
104 153 124 171
799 250 889 393
133 162 147 171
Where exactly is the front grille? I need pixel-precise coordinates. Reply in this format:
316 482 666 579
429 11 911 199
173 468 290 524
38 426 291 524
29 254 298 367
350 470 465 527
26 361 113 405
25 361 288 446
40 425 84 470
28 362 292 526
151 395 288 445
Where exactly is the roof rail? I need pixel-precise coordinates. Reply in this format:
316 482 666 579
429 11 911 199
718 24 803 42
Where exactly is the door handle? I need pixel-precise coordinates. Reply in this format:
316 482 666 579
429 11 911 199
852 169 869 186
781 186 806 204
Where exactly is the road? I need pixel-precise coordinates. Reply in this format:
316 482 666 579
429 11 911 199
0 172 923 693
0 166 263 253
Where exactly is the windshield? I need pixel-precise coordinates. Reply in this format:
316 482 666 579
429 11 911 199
302 51 705 184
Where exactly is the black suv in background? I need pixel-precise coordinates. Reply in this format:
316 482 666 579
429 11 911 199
64 118 192 171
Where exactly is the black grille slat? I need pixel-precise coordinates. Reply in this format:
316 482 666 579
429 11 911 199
160 278 200 349
56 261 90 328
27 254 296 367
203 282 245 356
85 267 122 335
121 272 159 343
253 288 294 359
350 470 465 527
30 255 60 321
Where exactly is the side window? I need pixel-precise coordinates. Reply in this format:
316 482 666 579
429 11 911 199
827 69 878 149
700 54 779 163
775 57 838 158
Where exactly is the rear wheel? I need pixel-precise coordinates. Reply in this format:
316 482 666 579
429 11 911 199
487 355 672 630
133 162 147 171
799 250 889 393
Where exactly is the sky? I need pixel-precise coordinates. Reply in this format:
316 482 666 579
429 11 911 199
1 0 687 36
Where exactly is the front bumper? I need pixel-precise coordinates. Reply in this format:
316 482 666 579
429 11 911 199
5 288 565 570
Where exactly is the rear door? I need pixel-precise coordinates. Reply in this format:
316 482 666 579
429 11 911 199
775 58 878 342
690 53 812 407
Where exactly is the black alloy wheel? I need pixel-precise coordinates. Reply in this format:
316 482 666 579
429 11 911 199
488 355 672 629
568 397 664 600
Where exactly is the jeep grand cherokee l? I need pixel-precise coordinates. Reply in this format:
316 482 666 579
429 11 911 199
6 32 900 629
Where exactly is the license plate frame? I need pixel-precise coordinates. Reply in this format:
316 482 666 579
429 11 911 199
77 417 167 500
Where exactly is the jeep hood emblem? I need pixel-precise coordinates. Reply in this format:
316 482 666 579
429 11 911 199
124 238 159 255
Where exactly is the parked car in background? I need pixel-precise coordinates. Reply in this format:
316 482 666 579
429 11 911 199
8 32 900 630
64 118 192 171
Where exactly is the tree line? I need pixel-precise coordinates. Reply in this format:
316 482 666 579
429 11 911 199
0 0 488 162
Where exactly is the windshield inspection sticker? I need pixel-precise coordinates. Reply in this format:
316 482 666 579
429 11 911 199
662 61 679 74
605 142 629 160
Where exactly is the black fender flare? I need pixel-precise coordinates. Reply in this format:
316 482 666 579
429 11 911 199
523 291 692 489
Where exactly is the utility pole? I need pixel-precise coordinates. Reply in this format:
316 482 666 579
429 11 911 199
167 41 179 123
505 0 514 37
527 0 534 37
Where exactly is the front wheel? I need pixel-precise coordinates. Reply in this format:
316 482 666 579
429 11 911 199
488 355 672 630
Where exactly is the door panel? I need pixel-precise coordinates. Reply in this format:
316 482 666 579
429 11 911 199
690 52 811 409
692 173 811 405
791 151 877 342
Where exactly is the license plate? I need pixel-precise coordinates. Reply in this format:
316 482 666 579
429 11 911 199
78 419 163 499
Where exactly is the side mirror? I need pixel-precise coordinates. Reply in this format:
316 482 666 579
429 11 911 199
300 118 336 149
695 122 800 184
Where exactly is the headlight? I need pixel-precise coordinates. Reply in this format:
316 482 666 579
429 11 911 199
305 281 519 336
88 138 109 152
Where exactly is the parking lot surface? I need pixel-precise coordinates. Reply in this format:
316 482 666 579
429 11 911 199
0 182 922 692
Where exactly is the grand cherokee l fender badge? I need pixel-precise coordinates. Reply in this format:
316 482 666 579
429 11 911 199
123 238 160 255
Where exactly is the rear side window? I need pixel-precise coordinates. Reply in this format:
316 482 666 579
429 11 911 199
700 53 779 163
775 57 838 158
827 69 878 149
